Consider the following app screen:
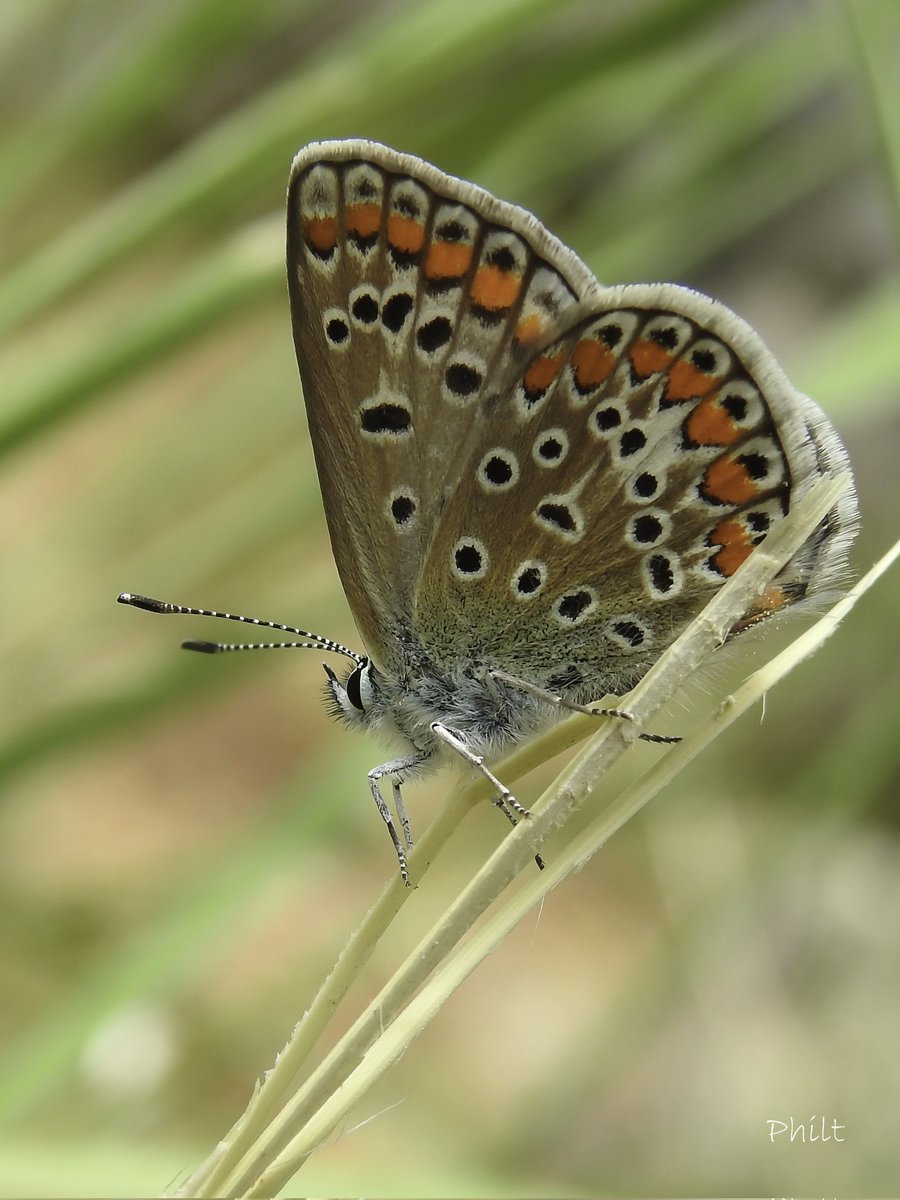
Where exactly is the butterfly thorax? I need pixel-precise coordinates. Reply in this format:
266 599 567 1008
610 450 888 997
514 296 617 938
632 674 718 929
325 655 561 767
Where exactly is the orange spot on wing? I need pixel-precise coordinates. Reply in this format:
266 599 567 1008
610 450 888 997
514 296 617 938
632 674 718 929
515 314 545 344
756 583 786 612
571 339 615 389
732 584 787 632
345 202 381 237
303 216 338 252
686 394 743 446
387 214 426 254
524 351 565 393
425 241 473 279
703 455 761 506
629 338 673 377
470 264 521 310
665 358 721 402
709 515 752 577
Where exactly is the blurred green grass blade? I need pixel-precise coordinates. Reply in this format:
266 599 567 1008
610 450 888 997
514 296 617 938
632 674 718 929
0 2 860 460
0 3 216 213
0 754 362 1126
587 103 862 282
0 0 334 218
427 0 744 174
0 0 571 339
0 215 281 458
796 283 900 413
841 0 900 252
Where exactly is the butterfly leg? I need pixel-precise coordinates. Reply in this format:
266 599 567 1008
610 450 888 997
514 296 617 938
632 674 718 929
368 753 429 886
488 668 681 745
431 722 545 871
392 780 414 850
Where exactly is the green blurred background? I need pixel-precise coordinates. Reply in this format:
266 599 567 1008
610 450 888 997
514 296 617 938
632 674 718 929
1 0 898 1195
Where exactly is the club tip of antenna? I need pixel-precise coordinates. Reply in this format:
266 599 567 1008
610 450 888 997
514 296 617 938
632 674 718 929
182 640 220 653
118 592 167 612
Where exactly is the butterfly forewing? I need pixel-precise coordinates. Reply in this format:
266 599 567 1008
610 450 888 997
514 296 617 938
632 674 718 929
287 141 601 668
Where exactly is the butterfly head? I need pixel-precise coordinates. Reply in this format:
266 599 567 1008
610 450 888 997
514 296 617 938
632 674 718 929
323 657 379 728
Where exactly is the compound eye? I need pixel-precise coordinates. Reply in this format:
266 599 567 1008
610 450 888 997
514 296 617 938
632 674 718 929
345 661 366 711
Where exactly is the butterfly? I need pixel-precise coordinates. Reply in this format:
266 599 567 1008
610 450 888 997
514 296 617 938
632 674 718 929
120 140 858 884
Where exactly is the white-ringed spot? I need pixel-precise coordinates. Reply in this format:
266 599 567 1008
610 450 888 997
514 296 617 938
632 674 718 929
380 288 415 336
624 508 671 550
511 559 546 601
359 395 413 439
532 427 569 467
627 469 665 503
452 537 489 581
616 424 649 460
605 616 652 652
642 551 684 598
552 587 598 627
322 306 351 349
641 314 693 355
348 285 380 328
533 495 585 542
588 402 623 439
415 312 455 355
387 488 418 528
478 448 519 492
442 351 486 405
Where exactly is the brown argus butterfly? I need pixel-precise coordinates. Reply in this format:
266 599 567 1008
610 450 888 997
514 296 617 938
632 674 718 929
120 140 858 884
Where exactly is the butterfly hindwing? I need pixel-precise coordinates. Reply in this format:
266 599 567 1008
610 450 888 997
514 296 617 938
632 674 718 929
413 283 856 697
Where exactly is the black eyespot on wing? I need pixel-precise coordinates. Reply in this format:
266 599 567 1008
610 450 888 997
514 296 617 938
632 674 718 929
326 316 349 344
612 620 645 647
747 511 771 535
650 326 679 349
538 436 563 461
391 495 416 524
435 219 467 241
634 471 658 498
351 292 379 323
395 195 419 218
445 361 482 397
691 346 717 372
648 554 675 593
593 406 621 432
360 404 411 434
537 502 576 532
486 244 517 271
484 455 513 486
417 316 453 352
619 427 647 456
739 450 769 479
516 566 542 594
722 391 749 421
455 543 483 574
557 590 593 621
632 514 663 544
382 292 414 333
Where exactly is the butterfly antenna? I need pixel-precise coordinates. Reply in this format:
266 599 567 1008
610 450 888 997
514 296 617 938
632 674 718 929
117 592 363 663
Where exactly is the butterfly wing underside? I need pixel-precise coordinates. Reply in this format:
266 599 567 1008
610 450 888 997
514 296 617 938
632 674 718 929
287 140 602 668
413 283 856 696
288 140 857 699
